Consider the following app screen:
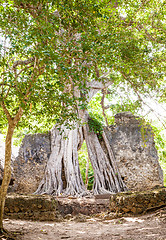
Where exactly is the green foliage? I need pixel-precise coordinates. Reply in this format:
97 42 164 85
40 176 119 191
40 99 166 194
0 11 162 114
0 0 165 134
88 84 144 127
88 113 104 139
0 0 165 153
137 118 153 147
78 141 94 190
152 125 166 186
161 162 166 186
1 0 102 131
109 100 142 118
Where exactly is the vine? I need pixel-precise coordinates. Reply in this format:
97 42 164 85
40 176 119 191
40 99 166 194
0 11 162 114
88 113 104 139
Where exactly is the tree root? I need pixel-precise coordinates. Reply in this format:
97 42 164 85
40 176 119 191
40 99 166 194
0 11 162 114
35 114 128 197
0 228 22 240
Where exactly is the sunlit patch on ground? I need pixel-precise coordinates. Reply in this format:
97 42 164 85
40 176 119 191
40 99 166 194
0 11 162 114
124 217 144 223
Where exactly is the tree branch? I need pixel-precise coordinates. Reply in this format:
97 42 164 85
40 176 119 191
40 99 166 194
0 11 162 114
87 72 113 101
13 57 35 69
120 70 166 129
13 107 23 126
120 16 163 43
0 102 12 122
14 64 34 80
101 88 109 126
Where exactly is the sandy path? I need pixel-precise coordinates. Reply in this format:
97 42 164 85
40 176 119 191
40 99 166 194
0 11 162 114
3 209 166 240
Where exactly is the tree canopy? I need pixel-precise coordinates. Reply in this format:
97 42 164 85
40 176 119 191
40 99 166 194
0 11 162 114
0 0 165 132
0 0 166 233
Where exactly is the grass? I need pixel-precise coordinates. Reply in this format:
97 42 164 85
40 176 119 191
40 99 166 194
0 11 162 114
78 141 94 190
160 160 166 186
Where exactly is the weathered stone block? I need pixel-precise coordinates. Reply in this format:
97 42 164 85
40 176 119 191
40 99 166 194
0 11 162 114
13 133 51 193
105 112 163 191
109 187 166 215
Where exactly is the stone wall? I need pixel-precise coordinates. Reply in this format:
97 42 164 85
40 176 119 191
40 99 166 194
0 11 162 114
4 193 110 221
4 188 166 221
105 112 163 191
4 194 57 221
13 112 163 194
109 187 166 215
13 133 51 193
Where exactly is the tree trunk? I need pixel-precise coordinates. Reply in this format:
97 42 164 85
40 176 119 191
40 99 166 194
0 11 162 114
35 111 127 196
35 79 127 196
0 105 23 232
35 123 86 196
0 124 14 231
83 112 127 194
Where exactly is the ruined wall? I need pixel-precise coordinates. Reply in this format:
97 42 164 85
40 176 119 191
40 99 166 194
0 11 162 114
4 188 166 221
105 112 163 191
13 133 51 193
13 112 163 194
109 187 166 215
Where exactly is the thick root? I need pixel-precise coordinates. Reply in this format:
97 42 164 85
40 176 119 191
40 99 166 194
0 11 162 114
83 113 128 194
0 228 20 240
35 124 85 196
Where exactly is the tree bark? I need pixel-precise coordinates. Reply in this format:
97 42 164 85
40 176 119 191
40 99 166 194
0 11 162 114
35 111 127 196
0 105 23 231
35 123 86 196
35 78 128 196
0 123 14 231
83 112 127 194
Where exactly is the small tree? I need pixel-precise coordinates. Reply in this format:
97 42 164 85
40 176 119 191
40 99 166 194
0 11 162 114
0 0 83 232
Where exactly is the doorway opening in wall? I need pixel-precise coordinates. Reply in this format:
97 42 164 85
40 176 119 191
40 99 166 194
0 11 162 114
78 141 94 190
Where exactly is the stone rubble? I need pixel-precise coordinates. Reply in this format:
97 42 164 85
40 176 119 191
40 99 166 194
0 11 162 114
4 187 166 221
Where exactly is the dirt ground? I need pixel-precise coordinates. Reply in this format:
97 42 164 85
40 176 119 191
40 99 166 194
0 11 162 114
1 207 166 240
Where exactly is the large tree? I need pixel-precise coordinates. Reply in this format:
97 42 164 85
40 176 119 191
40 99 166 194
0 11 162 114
32 0 165 195
0 0 165 232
